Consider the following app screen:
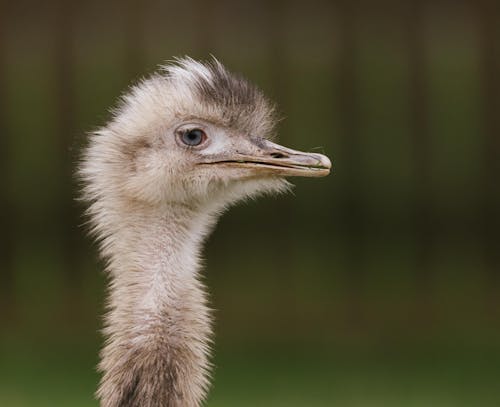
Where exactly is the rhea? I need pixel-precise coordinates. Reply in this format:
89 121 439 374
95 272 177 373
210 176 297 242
79 57 331 407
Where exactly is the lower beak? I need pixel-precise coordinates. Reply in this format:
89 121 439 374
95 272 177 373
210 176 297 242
205 139 332 178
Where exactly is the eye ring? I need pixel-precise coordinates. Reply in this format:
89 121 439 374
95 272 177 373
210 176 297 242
180 128 207 147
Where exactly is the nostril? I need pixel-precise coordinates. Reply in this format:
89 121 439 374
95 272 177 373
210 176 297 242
270 152 287 159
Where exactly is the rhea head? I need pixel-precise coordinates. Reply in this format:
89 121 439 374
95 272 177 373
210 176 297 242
82 57 331 215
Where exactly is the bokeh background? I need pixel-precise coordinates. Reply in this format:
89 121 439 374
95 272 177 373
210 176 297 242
1 0 499 405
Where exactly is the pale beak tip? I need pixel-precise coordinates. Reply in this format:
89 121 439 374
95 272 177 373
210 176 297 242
312 153 332 175
318 154 332 171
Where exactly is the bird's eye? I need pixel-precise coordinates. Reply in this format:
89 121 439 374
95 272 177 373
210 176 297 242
181 129 207 147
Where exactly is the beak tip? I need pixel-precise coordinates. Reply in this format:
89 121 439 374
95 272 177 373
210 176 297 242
320 154 332 170
313 153 332 174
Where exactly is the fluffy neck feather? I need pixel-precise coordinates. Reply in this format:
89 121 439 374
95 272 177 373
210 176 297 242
97 202 216 407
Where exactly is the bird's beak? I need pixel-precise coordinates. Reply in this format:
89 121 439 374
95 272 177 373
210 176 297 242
202 138 332 178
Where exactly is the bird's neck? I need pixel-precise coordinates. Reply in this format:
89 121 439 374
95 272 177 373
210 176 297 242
97 202 216 407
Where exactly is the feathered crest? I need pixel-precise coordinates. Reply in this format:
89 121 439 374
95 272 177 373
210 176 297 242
161 56 278 136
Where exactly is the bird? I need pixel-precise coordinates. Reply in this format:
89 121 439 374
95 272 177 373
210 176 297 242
79 57 331 407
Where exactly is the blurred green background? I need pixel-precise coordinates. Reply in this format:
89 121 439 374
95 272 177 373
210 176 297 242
0 0 499 405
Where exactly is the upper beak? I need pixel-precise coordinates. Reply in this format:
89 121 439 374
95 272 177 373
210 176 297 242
203 138 331 178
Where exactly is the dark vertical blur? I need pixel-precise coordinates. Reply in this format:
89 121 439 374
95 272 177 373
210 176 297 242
54 0 81 311
406 0 434 315
336 0 365 320
0 0 14 320
478 0 500 304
